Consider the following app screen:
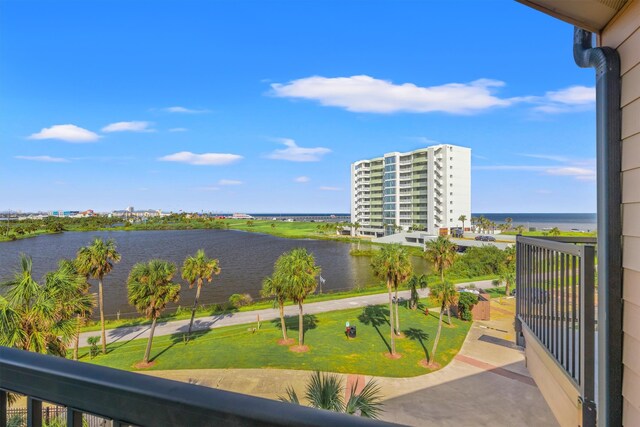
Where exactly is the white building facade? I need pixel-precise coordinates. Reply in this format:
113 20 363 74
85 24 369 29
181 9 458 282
351 144 471 237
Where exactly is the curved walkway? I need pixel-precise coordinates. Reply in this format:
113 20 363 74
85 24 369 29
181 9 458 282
139 299 557 426
79 280 495 347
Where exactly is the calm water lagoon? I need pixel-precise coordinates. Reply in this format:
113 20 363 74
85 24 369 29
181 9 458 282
0 230 428 319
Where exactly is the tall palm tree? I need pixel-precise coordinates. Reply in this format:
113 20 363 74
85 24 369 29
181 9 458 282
181 249 220 340
515 225 526 235
505 217 513 231
261 275 289 342
500 246 517 296
371 244 412 354
424 236 458 282
127 259 181 364
76 237 121 354
280 371 383 419
549 227 561 236
458 214 467 231
428 280 457 365
0 255 93 356
273 248 320 347
406 274 428 310
55 259 95 360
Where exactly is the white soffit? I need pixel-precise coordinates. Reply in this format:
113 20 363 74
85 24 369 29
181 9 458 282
516 0 628 32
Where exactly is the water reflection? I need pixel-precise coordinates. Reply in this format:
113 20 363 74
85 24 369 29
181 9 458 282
0 230 428 318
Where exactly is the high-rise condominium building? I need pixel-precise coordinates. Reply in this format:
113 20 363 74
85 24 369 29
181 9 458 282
351 144 471 237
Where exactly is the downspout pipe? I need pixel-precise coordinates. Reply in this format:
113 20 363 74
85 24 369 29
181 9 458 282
573 27 622 427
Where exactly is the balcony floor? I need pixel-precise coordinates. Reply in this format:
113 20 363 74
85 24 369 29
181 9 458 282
141 299 557 426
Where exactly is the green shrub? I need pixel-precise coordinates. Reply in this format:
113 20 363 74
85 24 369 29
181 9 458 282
229 293 253 308
7 414 24 427
449 246 507 278
87 336 100 359
457 292 478 321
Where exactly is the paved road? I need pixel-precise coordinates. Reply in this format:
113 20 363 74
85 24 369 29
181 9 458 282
143 298 557 426
79 279 495 347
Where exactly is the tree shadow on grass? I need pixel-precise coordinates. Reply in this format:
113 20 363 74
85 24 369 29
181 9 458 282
404 327 430 362
149 328 210 362
271 314 318 340
358 305 391 353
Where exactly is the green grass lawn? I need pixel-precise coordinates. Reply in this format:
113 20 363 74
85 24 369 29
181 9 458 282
78 302 471 378
79 274 498 333
501 230 596 237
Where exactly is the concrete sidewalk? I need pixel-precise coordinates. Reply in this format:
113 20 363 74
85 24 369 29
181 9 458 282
141 298 557 426
79 279 495 347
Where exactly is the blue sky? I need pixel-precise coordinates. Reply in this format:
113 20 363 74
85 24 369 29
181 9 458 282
0 0 597 213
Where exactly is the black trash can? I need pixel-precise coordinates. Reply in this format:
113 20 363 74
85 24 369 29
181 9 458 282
348 326 356 338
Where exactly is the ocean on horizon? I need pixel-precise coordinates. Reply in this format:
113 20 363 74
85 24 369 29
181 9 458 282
474 213 597 231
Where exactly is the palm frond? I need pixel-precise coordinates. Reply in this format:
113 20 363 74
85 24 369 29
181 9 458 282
278 386 300 405
305 371 344 413
345 379 383 419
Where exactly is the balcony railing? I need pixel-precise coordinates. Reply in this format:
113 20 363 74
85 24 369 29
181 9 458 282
515 236 597 426
0 347 392 427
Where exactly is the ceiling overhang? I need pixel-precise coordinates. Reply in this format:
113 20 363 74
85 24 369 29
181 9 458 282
516 0 629 32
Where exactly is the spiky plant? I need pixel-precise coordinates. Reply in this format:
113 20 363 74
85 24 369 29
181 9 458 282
279 371 383 419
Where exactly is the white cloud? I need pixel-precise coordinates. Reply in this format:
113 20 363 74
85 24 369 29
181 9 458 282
162 106 209 114
271 75 595 116
475 160 595 181
271 75 515 114
520 154 570 162
102 121 154 133
267 138 331 162
28 124 99 143
294 176 310 183
169 128 188 132
530 86 595 113
546 167 596 181
411 136 441 144
15 155 69 163
218 179 242 185
158 151 243 166
319 186 342 191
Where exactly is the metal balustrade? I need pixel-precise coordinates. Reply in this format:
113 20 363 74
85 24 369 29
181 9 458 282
515 236 597 425
0 347 393 427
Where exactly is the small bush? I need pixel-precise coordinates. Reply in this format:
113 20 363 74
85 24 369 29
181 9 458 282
457 292 479 321
229 293 253 308
87 336 100 359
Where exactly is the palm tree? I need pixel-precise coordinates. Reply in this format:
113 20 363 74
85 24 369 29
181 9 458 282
500 246 517 296
54 259 95 360
274 248 320 347
429 280 457 365
261 275 290 342
353 222 361 236
424 236 458 282
0 255 94 357
406 274 428 310
549 227 561 236
181 249 220 340
505 217 513 231
127 259 181 364
458 214 467 231
371 244 412 354
76 238 121 354
280 371 383 419
515 225 526 235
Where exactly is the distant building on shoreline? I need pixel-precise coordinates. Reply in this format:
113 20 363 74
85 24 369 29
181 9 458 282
351 144 471 237
109 208 166 219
